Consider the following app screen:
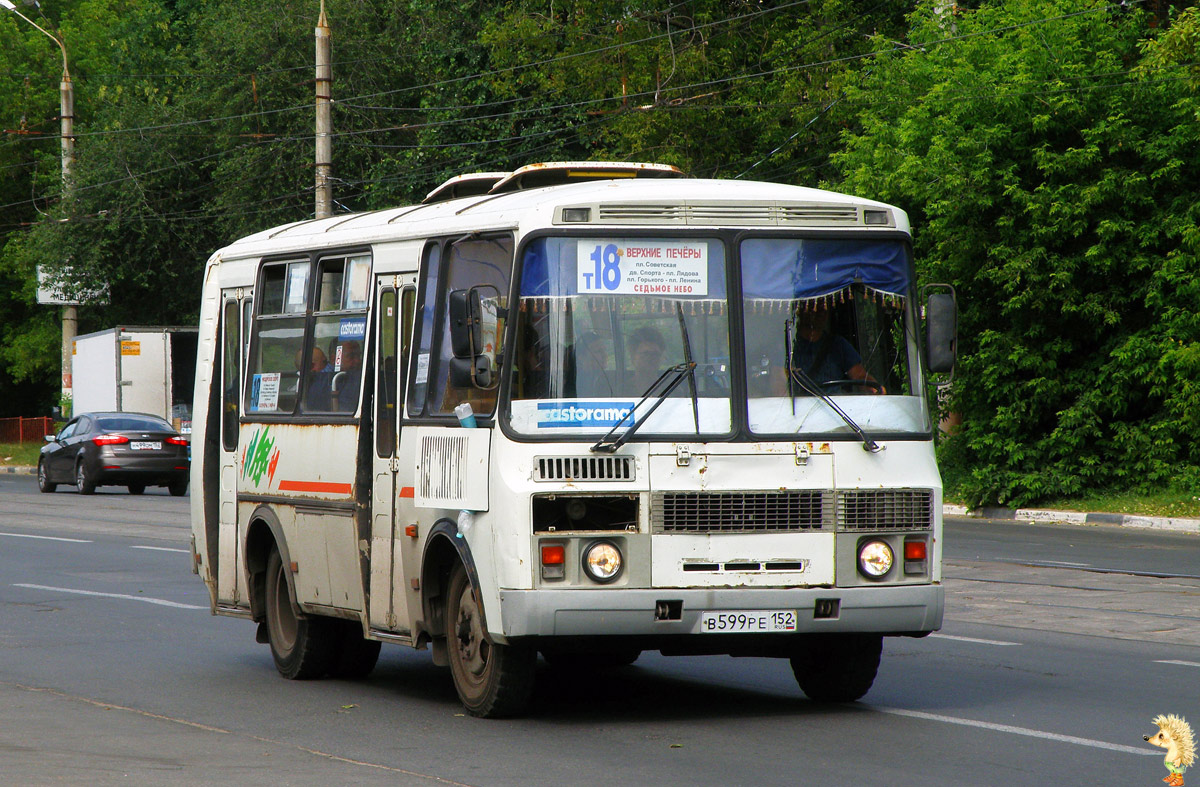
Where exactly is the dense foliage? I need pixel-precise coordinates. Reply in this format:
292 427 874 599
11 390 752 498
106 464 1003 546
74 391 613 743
0 0 1196 504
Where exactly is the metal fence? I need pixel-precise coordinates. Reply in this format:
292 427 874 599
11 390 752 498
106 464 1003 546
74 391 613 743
0 417 54 444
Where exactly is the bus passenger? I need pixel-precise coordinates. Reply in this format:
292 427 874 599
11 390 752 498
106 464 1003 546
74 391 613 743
627 325 666 393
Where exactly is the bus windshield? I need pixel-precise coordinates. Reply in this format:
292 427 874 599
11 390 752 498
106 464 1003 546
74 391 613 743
741 237 929 436
508 236 732 437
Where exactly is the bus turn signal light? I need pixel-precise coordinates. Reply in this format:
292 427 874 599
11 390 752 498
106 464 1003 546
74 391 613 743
904 541 927 561
541 543 566 581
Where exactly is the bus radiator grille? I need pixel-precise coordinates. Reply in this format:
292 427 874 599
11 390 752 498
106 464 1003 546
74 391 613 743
836 489 934 531
651 491 833 533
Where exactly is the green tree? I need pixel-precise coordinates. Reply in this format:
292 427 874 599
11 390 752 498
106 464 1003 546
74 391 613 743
831 0 1200 505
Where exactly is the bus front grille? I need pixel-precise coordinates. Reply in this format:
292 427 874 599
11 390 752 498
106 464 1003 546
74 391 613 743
534 455 635 482
836 489 934 531
652 491 832 533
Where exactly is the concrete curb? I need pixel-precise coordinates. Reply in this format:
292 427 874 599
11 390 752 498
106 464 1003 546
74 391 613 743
1 465 34 475
944 504 1200 534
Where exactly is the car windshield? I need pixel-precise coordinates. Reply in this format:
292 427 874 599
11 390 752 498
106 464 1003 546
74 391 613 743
740 237 930 436
96 415 173 432
507 236 731 437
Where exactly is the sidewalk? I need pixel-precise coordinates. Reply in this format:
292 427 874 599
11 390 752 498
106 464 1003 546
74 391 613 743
944 503 1200 535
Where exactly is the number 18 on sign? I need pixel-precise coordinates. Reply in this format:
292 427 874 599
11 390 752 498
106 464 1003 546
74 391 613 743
577 240 708 296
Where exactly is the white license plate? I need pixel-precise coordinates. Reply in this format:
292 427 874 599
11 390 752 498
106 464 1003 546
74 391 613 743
130 441 162 451
698 610 798 634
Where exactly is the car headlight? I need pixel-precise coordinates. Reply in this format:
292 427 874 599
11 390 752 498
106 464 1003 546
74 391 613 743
858 539 894 579
581 540 623 583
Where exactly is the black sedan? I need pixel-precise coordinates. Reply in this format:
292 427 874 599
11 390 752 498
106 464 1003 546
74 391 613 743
38 412 190 496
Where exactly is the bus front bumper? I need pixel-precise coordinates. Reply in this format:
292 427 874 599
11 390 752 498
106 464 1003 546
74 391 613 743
497 583 943 639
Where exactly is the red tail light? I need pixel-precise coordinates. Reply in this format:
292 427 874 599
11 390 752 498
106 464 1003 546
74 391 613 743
93 434 129 446
166 436 188 446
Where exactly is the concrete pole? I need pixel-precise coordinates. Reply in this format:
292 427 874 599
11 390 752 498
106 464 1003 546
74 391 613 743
61 72 75 404
315 1 332 219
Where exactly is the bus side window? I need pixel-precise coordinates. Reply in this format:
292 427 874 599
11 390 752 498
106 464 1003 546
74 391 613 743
430 234 513 417
221 298 240 449
247 261 308 415
375 288 398 457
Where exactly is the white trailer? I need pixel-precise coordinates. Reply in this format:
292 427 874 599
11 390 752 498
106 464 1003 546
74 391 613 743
72 326 198 429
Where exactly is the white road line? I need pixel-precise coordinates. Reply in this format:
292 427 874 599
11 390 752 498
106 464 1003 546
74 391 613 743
13 583 205 610
1155 660 1200 669
130 545 190 554
930 633 1021 646
876 707 1158 756
0 532 91 543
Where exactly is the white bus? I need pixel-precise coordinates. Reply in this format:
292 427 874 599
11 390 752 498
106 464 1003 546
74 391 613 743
189 162 957 717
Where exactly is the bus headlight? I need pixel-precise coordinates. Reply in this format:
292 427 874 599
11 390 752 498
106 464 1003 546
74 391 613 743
582 540 623 583
857 540 894 579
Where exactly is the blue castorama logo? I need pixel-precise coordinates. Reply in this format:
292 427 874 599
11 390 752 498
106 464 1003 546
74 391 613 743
537 401 635 428
339 316 367 340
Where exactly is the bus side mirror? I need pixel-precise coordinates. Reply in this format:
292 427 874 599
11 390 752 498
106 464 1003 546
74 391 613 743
925 288 957 374
449 289 482 359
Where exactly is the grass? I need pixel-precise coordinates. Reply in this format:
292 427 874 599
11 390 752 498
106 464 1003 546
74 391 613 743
0 442 43 468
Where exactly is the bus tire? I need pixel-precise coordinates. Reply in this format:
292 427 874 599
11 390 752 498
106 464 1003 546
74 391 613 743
331 620 381 680
265 548 336 680
790 633 882 703
446 563 535 718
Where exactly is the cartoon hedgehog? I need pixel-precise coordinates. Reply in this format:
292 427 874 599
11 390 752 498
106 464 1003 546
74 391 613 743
1146 714 1196 786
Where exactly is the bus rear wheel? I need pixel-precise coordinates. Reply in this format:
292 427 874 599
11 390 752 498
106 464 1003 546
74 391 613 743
790 633 882 703
265 548 336 680
446 563 535 718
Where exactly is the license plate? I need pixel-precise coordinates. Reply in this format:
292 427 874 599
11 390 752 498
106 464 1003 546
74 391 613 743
130 441 162 451
698 610 797 634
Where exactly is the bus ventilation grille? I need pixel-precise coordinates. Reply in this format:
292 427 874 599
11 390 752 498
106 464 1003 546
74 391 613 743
533 456 634 482
594 203 860 226
836 489 934 531
652 491 832 533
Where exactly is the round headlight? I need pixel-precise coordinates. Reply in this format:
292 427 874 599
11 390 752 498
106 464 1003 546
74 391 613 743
858 540 894 578
582 540 623 583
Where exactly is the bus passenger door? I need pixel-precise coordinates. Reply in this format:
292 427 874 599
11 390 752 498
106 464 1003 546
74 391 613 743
369 277 416 633
217 293 250 605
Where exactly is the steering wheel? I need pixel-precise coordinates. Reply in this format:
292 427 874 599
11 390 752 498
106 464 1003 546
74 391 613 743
819 378 885 394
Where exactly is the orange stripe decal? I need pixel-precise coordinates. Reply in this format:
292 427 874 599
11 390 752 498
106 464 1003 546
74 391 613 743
400 486 415 498
277 480 353 494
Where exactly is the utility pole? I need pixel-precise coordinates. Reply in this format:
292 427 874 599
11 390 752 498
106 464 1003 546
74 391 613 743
314 1 332 219
2 0 76 407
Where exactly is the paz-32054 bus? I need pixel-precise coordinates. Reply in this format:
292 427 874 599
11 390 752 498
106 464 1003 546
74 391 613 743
189 161 957 717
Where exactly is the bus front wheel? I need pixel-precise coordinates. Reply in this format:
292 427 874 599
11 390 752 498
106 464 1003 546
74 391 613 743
790 633 882 703
265 548 336 680
446 563 535 718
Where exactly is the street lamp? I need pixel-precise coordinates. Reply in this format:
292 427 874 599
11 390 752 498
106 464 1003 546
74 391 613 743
1 0 77 409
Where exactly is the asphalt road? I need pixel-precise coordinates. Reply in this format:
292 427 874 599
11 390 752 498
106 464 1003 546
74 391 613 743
2 474 1198 786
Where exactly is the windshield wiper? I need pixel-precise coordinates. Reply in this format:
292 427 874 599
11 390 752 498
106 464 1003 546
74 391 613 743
590 362 696 454
676 304 701 434
785 323 880 453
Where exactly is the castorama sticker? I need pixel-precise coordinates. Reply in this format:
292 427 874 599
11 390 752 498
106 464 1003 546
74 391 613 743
537 401 636 429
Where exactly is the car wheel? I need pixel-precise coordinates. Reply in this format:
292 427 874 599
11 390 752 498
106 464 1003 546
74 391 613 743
446 562 535 717
168 477 188 497
128 484 146 495
75 461 96 495
37 460 56 493
264 548 336 679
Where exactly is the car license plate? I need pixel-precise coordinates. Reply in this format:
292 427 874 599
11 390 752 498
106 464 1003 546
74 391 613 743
698 610 797 634
130 441 162 451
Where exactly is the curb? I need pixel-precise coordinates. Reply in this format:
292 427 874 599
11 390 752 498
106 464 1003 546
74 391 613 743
1 465 34 475
944 504 1200 535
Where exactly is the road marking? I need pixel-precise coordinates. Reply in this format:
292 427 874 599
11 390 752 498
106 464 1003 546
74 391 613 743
130 545 190 554
876 707 1158 756
13 583 205 610
1155 660 1200 669
0 532 91 543
930 633 1021 646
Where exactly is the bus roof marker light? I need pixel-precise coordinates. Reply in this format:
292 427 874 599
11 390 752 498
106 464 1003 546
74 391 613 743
561 207 591 223
863 209 892 226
